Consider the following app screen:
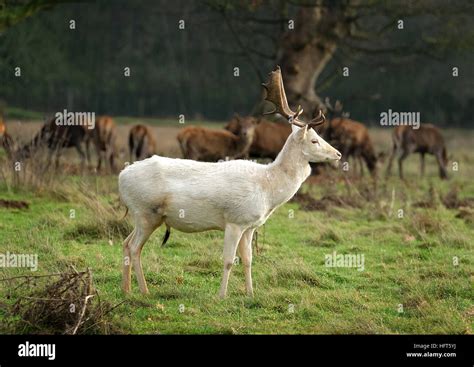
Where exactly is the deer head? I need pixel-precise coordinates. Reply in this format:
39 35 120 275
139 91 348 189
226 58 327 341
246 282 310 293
262 67 341 163
230 114 259 140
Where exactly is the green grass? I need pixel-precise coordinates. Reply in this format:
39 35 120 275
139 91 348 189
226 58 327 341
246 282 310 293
0 126 473 334
3 106 225 128
4 107 43 120
0 174 472 334
114 116 225 128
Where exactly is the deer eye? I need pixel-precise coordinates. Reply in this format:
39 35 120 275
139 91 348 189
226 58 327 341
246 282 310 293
311 139 319 145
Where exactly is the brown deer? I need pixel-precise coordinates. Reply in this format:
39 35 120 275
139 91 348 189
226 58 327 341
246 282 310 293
128 124 157 162
0 117 15 159
225 117 291 159
85 115 117 172
322 99 377 176
386 124 448 179
15 116 88 168
324 117 378 175
177 116 258 161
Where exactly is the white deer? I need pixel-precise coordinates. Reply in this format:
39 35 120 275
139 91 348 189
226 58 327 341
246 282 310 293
118 67 341 298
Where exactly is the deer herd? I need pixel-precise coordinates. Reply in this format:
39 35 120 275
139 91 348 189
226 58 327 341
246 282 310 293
0 67 451 297
0 79 449 181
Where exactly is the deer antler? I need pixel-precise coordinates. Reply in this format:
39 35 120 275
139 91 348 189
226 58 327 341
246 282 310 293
308 110 326 128
262 66 325 129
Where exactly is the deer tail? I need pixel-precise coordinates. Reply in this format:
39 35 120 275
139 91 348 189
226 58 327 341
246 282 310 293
162 225 171 246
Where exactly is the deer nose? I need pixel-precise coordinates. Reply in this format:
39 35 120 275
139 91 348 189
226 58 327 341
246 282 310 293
335 151 342 159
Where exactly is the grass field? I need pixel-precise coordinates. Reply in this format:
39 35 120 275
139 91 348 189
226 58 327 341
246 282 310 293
0 119 473 334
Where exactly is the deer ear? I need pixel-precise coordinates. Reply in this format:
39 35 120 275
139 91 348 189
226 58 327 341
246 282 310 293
293 124 308 140
302 124 308 139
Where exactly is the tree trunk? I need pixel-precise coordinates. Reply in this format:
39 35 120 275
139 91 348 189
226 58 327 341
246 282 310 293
277 3 352 119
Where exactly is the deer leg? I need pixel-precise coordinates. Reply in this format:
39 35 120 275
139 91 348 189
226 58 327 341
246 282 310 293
183 143 193 160
420 153 425 177
75 143 86 172
237 228 256 297
85 138 91 167
122 229 136 293
188 147 199 161
106 148 112 173
105 144 115 173
96 150 103 171
219 223 244 298
110 150 116 173
129 217 162 294
54 147 61 169
45 149 54 169
129 141 138 164
136 139 144 161
386 144 397 177
359 155 364 176
435 152 448 179
398 151 409 180
92 138 101 171
351 152 360 177
349 154 355 177
128 136 134 163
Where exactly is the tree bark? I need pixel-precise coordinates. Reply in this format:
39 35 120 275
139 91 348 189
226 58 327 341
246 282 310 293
277 3 353 119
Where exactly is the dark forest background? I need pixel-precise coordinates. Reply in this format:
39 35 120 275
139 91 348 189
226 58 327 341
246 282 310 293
0 0 473 126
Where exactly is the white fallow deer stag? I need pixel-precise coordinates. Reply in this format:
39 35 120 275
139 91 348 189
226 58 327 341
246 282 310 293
118 67 341 298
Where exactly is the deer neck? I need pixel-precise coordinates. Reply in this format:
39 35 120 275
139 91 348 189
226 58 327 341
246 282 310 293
265 135 311 207
231 132 253 158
